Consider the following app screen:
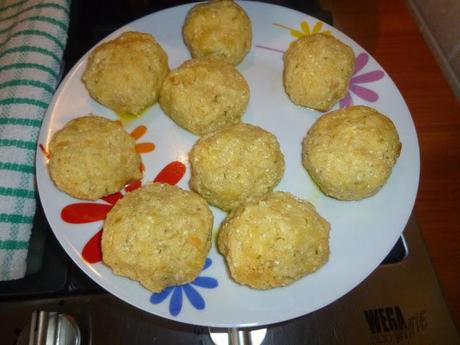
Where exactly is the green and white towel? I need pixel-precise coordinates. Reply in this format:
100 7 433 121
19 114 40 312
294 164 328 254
0 0 69 280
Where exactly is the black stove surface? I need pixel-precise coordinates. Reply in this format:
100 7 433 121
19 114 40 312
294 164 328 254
0 0 407 302
3 2 447 345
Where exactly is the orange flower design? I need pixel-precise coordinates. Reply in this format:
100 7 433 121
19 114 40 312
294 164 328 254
128 124 155 154
40 123 155 165
128 124 155 172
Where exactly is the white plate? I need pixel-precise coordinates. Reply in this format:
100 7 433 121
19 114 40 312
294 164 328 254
36 1 420 328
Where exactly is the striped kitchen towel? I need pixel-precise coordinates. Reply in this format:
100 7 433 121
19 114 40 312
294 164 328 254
0 0 69 280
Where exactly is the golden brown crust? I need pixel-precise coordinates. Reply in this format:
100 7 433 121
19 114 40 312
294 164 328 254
218 191 330 289
159 57 249 135
183 0 252 65
102 183 213 292
82 31 169 115
189 123 285 211
302 106 402 200
283 33 355 111
48 115 142 200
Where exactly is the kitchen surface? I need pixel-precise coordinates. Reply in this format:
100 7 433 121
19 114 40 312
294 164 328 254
0 0 459 344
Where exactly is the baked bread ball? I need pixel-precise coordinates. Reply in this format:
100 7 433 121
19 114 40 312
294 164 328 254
189 123 285 211
283 33 355 111
82 31 169 115
159 57 249 135
48 115 142 200
183 0 252 65
302 106 401 200
218 191 330 289
102 183 213 292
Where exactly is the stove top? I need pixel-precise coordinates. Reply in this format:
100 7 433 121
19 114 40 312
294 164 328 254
0 1 458 344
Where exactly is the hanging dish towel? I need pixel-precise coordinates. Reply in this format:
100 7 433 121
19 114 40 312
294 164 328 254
0 0 70 280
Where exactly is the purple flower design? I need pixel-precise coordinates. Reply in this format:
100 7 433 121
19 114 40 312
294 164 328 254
150 257 218 316
340 52 385 108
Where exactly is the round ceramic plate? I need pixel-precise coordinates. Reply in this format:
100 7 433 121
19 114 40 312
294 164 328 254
36 1 420 328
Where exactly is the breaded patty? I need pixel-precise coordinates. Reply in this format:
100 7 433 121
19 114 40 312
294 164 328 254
283 33 355 111
159 57 249 135
48 115 142 200
82 31 169 115
189 123 285 211
102 183 213 293
183 0 252 65
302 106 401 200
218 191 330 289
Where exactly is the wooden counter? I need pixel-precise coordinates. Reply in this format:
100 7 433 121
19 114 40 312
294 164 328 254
321 0 460 330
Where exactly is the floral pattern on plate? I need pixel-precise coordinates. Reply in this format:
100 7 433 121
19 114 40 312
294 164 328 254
274 20 331 39
339 52 385 107
256 20 385 109
150 257 218 316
